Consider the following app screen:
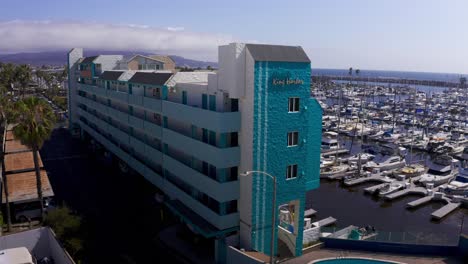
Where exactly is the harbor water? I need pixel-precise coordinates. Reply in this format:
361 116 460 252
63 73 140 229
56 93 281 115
306 179 467 244
309 135 467 242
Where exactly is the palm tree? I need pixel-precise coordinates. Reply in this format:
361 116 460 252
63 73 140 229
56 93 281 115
12 97 56 218
15 64 32 98
0 63 17 91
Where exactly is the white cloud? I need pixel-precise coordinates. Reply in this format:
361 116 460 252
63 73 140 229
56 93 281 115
0 20 236 61
167 26 185 32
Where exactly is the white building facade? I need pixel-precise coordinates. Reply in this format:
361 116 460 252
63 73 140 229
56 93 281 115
67 43 322 263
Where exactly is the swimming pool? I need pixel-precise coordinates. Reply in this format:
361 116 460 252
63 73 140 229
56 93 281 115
311 258 403 264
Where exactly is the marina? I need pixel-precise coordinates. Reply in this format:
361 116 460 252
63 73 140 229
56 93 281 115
310 77 467 243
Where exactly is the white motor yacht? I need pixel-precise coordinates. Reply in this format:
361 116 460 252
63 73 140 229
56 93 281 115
460 147 468 161
378 182 405 197
364 155 406 172
441 167 468 196
418 155 458 186
343 153 375 164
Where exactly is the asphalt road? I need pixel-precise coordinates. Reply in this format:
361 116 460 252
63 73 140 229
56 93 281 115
40 128 182 263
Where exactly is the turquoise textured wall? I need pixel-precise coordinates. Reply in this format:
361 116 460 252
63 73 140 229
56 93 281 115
251 61 322 256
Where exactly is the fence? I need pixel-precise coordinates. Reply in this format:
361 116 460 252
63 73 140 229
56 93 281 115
319 226 460 255
320 226 458 246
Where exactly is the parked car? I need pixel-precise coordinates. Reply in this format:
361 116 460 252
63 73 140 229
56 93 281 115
0 247 37 264
13 198 55 222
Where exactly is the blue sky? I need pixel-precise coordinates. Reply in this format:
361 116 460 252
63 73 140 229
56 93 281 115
1 0 467 73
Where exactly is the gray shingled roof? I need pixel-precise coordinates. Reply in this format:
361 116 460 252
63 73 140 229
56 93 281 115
100 71 124 81
81 56 98 64
128 72 173 85
245 44 310 63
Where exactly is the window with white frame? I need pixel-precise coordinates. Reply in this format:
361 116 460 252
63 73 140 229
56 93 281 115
288 97 300 112
287 131 299 147
286 164 298 179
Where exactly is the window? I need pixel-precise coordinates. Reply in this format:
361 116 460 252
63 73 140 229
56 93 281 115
288 97 300 112
286 164 298 180
287 131 299 147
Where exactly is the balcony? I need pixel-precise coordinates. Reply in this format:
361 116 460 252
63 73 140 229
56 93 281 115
129 94 144 106
164 178 239 230
79 121 237 230
112 126 129 145
143 96 162 113
79 121 164 188
108 107 129 124
162 101 240 133
78 83 238 134
163 155 239 202
108 89 129 102
129 115 144 130
163 128 239 168
143 121 162 139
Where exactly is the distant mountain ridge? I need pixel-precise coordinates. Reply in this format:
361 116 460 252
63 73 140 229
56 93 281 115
0 50 218 69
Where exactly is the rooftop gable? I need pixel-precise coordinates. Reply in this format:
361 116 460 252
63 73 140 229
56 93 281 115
245 44 310 63
128 72 173 85
100 71 124 81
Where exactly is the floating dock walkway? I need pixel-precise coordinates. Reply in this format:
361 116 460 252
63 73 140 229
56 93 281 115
384 187 427 200
313 216 337 227
304 209 317 217
431 203 461 220
406 196 433 208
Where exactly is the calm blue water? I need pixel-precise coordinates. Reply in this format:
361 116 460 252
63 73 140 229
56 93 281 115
315 258 395 264
332 80 447 93
313 68 467 83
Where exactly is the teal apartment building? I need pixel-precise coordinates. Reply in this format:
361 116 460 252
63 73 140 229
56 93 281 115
67 43 322 263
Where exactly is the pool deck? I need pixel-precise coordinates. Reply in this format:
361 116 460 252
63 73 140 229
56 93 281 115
283 248 462 264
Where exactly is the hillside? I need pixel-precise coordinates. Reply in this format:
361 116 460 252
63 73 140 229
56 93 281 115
0 50 218 69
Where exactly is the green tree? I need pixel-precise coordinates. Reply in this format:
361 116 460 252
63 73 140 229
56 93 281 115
15 64 32 98
12 97 56 218
44 206 83 258
0 63 17 90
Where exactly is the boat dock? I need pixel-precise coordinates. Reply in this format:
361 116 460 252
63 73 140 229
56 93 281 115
305 209 317 217
431 202 462 220
406 196 433 208
313 216 337 227
344 174 393 186
384 186 427 200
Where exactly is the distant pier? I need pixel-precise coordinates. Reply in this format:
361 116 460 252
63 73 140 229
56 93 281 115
312 75 465 88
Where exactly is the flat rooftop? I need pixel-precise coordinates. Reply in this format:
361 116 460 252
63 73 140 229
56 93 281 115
4 151 43 173
2 170 54 203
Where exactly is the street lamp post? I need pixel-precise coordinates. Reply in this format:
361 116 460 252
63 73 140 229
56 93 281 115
240 170 277 264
